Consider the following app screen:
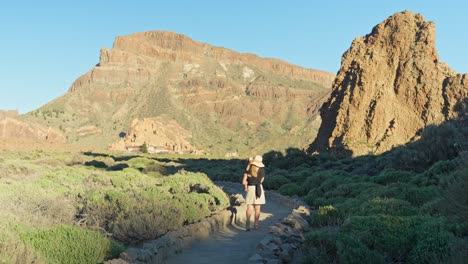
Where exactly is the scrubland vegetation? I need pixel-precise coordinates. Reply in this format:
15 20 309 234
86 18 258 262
0 151 228 263
1 118 466 263
182 120 468 263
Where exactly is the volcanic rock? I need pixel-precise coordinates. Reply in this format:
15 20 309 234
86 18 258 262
109 116 196 154
309 10 467 156
30 30 334 154
0 116 66 144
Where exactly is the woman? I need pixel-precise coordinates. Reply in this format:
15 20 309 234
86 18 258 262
242 155 265 230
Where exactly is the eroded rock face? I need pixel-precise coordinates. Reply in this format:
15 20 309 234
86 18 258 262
309 10 468 156
0 117 66 144
39 30 334 154
109 116 196 154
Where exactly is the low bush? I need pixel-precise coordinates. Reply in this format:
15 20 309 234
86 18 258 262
408 229 455 263
311 205 341 227
0 227 43 264
111 199 184 242
403 186 439 206
300 173 327 195
325 182 380 199
80 171 229 243
408 218 457 264
336 234 385 264
371 169 413 185
263 174 289 190
303 228 339 263
340 215 415 262
21 225 121 264
127 157 155 170
421 159 458 186
439 167 468 224
358 197 416 216
142 162 169 176
277 183 301 196
303 188 324 207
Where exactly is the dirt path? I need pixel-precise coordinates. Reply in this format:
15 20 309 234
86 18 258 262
164 183 297 264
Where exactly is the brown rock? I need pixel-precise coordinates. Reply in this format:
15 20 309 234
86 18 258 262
309 10 468 156
76 125 102 137
42 30 335 154
109 116 196 154
0 110 19 119
0 117 66 144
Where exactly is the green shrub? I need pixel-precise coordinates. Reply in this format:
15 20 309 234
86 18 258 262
322 197 347 207
318 177 340 193
390 123 462 172
277 183 301 196
403 186 438 206
439 167 468 224
127 157 155 170
80 171 229 243
143 162 168 176
371 169 413 185
316 171 352 193
446 237 468 264
263 174 289 190
111 199 185 242
336 234 385 264
421 160 458 186
303 228 338 263
303 188 324 207
408 221 456 264
312 197 327 207
0 229 43 264
325 182 380 199
358 197 416 216
419 198 443 215
341 215 415 262
311 205 341 227
21 225 119 264
141 143 148 154
173 193 216 223
372 182 411 199
300 173 327 195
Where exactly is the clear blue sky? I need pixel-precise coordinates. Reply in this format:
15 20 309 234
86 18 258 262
1 1 467 113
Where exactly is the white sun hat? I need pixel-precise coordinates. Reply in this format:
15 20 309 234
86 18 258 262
252 155 265 167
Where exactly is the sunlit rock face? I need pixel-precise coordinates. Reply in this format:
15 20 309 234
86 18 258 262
309 10 467 157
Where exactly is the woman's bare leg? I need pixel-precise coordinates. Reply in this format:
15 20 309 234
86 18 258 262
246 204 253 229
254 205 261 227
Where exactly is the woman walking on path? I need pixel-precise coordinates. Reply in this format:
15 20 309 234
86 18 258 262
242 155 266 230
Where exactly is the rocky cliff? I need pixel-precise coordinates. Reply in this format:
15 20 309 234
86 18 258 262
25 30 334 155
109 116 197 154
308 10 467 157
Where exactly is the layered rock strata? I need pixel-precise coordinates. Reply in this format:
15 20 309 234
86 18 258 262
32 30 334 154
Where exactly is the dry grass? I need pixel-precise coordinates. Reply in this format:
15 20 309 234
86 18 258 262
0 149 229 262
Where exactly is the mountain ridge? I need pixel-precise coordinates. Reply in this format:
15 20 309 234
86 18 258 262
13 30 334 155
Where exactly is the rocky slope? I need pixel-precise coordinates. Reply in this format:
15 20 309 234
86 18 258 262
20 31 334 155
0 110 66 147
308 10 467 157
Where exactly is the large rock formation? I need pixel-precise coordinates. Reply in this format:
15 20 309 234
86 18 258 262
309 10 467 157
109 116 197 154
25 30 334 155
